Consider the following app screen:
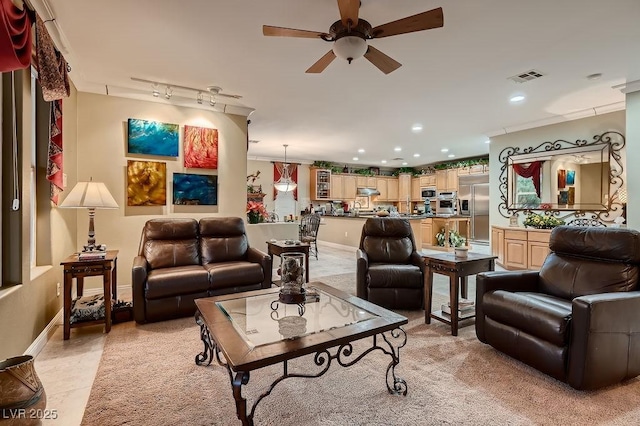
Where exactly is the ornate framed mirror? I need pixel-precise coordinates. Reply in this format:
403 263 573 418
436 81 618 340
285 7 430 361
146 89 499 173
498 131 625 224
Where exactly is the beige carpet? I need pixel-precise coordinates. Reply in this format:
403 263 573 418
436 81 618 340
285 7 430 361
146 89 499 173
82 274 640 425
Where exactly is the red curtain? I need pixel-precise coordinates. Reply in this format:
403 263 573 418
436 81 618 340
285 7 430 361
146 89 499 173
512 161 542 197
47 100 63 204
0 0 33 72
273 162 298 200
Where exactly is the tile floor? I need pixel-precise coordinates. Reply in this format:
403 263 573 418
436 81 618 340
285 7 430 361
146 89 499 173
34 241 493 425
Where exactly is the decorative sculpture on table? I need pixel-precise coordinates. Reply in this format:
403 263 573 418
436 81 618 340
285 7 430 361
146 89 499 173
278 253 306 304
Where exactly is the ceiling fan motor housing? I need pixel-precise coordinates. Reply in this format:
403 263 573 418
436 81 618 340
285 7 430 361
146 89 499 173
330 19 372 63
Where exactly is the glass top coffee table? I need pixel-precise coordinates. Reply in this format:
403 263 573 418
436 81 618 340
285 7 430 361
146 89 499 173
195 282 408 426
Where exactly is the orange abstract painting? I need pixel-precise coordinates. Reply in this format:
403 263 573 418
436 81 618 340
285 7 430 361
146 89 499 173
184 125 218 169
127 160 166 206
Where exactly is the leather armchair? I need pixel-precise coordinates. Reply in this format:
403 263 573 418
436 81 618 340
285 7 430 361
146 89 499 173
132 217 272 323
476 226 640 390
356 218 425 310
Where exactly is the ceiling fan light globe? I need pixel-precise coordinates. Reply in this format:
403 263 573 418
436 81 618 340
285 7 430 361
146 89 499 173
333 36 367 62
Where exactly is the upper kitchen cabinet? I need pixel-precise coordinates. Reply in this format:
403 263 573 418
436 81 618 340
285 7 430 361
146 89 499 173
436 169 458 192
357 176 377 188
343 175 357 199
375 178 388 201
331 174 344 200
411 177 421 201
419 175 436 187
387 178 399 201
398 173 412 202
310 168 331 200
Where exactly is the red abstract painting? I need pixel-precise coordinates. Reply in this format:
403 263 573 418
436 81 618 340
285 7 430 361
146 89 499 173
184 125 218 169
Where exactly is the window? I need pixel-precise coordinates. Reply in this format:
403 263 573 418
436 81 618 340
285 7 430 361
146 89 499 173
515 174 541 208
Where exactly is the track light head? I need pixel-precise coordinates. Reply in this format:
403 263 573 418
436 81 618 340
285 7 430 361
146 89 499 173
209 95 216 107
165 86 173 99
152 83 160 97
197 92 203 104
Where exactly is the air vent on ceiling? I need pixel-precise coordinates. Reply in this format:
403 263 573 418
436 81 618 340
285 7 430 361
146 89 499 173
508 69 545 83
392 157 404 161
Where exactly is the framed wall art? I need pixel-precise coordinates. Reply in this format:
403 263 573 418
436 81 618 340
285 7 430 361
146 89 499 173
127 118 179 157
127 160 167 206
184 125 218 169
172 173 218 205
566 170 575 185
557 169 566 189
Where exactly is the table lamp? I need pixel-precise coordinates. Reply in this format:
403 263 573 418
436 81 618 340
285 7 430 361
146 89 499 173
60 180 119 252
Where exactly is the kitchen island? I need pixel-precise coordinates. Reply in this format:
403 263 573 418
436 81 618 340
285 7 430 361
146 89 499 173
319 215 424 248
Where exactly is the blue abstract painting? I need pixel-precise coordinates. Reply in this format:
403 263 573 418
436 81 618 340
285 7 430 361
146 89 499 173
128 118 179 157
566 169 575 185
173 173 218 205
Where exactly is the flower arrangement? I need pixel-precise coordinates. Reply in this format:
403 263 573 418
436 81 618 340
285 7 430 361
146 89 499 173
435 228 466 247
246 201 268 224
523 213 564 229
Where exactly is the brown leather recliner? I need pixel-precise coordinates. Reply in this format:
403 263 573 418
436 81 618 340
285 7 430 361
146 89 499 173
132 217 272 323
356 218 425 310
476 226 640 390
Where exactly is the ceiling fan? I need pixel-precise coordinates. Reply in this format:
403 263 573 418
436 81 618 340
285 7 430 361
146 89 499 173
263 1 443 74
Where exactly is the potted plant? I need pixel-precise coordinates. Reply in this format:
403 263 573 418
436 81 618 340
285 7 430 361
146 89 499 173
246 201 269 224
435 228 467 257
523 212 564 229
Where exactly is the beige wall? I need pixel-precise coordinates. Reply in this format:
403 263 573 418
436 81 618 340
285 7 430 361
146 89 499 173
72 93 248 289
0 74 78 359
490 111 626 227
626 91 640 230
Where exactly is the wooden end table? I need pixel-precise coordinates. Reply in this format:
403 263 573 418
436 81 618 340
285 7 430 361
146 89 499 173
60 250 118 340
266 240 310 283
423 252 497 336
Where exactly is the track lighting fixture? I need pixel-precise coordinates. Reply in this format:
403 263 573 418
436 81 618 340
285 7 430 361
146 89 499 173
131 77 242 107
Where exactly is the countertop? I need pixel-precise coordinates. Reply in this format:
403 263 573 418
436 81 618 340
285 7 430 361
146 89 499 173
320 214 471 220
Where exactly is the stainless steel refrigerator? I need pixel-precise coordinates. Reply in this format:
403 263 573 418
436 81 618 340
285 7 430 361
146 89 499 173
458 174 490 243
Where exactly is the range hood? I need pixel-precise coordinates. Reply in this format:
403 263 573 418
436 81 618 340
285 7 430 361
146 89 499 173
357 187 380 196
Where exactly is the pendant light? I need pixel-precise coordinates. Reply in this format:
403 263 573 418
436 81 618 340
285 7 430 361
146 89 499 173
274 144 297 192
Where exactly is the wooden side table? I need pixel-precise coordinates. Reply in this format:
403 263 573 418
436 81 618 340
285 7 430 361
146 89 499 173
423 252 497 336
60 250 118 340
266 241 310 283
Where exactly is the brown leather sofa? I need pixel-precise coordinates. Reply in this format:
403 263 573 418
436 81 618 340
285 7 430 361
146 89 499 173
132 217 272 323
476 226 640 390
356 218 425 310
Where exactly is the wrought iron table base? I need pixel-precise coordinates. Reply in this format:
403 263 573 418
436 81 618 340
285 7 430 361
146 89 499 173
195 311 407 426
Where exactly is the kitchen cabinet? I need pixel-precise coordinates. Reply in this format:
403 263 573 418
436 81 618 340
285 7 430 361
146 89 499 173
398 173 411 202
331 175 343 200
491 227 504 265
375 178 388 201
419 175 436 187
435 169 458 192
492 226 551 270
387 178 399 201
356 176 377 188
421 219 433 247
342 175 357 199
310 168 331 200
411 177 421 201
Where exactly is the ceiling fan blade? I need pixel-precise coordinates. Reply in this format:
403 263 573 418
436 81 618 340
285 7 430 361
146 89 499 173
364 46 402 74
263 25 327 39
337 0 359 26
372 7 443 38
306 50 337 73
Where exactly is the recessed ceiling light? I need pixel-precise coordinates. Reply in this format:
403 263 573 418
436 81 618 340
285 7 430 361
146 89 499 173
411 124 423 133
352 157 359 161
586 73 602 80
485 140 490 144
413 153 420 158
510 95 526 103
394 147 402 152
357 148 365 153
402 162 408 166
448 154 455 158
381 160 387 164
441 148 449 153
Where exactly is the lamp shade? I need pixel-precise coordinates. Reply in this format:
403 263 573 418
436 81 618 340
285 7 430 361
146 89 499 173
333 36 367 62
59 181 118 209
274 179 297 192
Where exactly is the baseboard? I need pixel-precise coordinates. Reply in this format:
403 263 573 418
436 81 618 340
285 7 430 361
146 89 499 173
24 309 62 357
83 284 131 297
